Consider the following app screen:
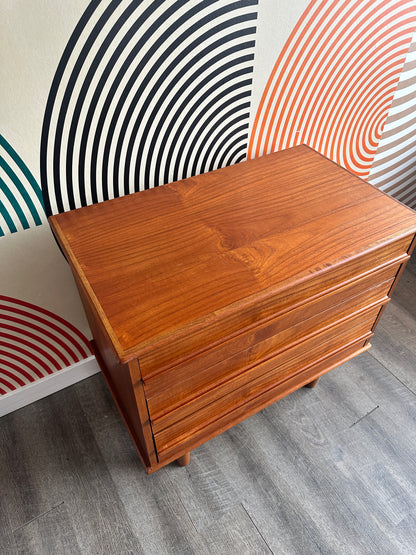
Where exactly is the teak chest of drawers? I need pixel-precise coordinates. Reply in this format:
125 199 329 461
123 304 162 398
49 145 416 474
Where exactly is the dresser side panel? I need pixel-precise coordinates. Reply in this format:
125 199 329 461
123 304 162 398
73 274 157 470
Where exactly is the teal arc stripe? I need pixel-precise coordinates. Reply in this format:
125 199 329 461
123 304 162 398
0 174 30 230
0 135 45 234
0 135 44 205
0 196 18 235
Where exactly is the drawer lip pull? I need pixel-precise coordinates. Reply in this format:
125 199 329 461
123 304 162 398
151 321 374 435
139 253 409 378
146 295 389 422
154 334 372 456
150 305 380 439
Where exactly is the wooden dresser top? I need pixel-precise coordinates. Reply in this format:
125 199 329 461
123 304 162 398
49 145 416 362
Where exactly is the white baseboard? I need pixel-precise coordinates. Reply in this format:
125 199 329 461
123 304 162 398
0 356 100 417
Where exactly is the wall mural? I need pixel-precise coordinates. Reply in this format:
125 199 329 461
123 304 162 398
40 0 258 216
1 0 416 408
0 135 45 237
369 39 416 208
0 296 92 394
0 132 92 400
248 0 416 181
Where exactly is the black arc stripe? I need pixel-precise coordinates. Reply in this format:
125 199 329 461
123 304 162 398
40 0 258 216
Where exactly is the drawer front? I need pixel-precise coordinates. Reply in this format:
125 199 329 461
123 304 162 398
152 303 381 454
155 337 370 462
144 264 398 420
138 238 410 378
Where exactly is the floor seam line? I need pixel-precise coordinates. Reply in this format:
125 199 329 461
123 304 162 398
368 350 416 397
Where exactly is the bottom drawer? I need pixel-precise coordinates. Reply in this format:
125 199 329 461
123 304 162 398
153 304 381 456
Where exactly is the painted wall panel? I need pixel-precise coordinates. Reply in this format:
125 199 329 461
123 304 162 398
0 0 85 174
249 0 416 180
1 0 96 408
368 34 416 208
40 0 258 215
246 0 311 134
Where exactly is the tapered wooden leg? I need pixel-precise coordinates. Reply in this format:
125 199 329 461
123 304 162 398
305 378 319 389
176 452 191 466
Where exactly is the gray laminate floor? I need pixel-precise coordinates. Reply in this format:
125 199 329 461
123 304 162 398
1 254 416 555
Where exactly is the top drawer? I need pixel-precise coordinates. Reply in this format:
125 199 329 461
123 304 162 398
138 238 411 379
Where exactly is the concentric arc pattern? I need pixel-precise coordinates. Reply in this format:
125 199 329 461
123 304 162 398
0 135 45 237
41 0 258 216
368 35 416 208
249 0 416 179
0 296 93 395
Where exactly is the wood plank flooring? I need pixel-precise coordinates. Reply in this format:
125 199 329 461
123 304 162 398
1 253 416 554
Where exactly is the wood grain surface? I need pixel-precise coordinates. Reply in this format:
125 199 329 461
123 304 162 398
49 145 416 363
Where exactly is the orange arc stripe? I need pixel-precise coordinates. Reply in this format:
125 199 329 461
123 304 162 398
276 11 416 155
248 0 322 158
251 0 370 156
266 0 354 154
249 0 416 165
281 18 415 154
272 0 380 152
306 34 412 162
302 37 411 158
326 48 412 167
